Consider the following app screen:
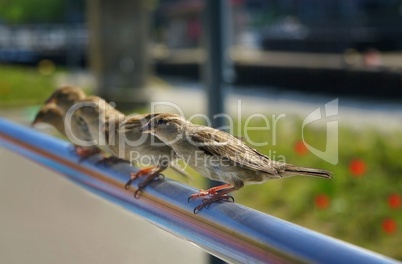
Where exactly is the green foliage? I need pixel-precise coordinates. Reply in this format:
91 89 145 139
167 113 402 259
0 64 60 107
0 0 67 24
233 118 402 260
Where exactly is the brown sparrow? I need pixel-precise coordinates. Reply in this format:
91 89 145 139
33 87 101 158
72 96 125 162
119 113 192 196
31 103 66 133
75 97 189 195
141 113 333 213
44 85 86 112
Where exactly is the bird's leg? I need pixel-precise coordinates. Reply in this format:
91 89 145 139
124 167 156 190
134 166 167 199
193 186 237 214
74 145 101 162
188 183 232 202
96 156 129 166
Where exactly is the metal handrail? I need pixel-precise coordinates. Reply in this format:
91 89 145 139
0 118 397 264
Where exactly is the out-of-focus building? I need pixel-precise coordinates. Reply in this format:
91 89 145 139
154 0 402 53
2 0 402 65
0 24 87 65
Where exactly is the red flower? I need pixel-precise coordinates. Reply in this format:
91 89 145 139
295 141 308 156
349 159 366 176
315 194 330 209
382 218 397 234
388 194 401 209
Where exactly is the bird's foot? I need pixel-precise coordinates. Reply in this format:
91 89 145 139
188 184 233 202
124 166 156 190
133 173 165 199
74 146 101 162
188 189 213 202
124 167 156 190
96 156 129 166
193 195 235 214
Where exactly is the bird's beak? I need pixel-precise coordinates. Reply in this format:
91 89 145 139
140 121 152 133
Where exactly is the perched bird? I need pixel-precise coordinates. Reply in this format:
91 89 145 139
32 86 101 158
44 85 86 112
31 103 66 133
142 113 333 213
72 95 126 163
120 113 192 194
76 97 189 196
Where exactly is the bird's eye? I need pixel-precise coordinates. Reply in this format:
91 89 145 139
157 119 166 125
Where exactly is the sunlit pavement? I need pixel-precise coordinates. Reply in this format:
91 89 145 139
0 149 206 264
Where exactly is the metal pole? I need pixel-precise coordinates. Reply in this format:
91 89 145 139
65 0 81 70
204 0 230 129
0 118 397 264
203 2 232 262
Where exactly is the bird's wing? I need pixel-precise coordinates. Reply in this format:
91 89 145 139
71 112 94 142
189 127 278 174
121 113 168 132
104 107 124 121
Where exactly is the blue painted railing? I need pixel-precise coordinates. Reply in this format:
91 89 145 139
0 118 397 264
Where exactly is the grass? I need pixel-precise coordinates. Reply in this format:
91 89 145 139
2 64 401 260
185 117 402 260
0 64 61 107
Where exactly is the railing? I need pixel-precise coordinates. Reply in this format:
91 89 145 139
0 117 397 264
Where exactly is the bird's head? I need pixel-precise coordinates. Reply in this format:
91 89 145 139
141 113 186 144
45 86 86 112
31 103 64 127
73 96 103 120
119 113 157 133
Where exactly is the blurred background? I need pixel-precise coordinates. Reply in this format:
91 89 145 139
0 0 401 262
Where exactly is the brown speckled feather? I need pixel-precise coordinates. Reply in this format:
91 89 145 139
188 126 279 175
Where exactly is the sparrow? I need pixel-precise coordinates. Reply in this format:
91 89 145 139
33 86 101 158
75 97 190 196
72 95 126 163
31 103 66 133
141 113 333 213
44 85 86 112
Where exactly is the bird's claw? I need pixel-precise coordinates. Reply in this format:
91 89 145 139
193 195 235 214
188 189 211 202
134 189 142 199
155 173 165 181
124 179 134 190
201 194 234 203
135 183 147 198
124 172 139 190
193 206 202 214
131 173 164 198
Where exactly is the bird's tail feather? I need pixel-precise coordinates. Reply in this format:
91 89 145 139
280 164 332 179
